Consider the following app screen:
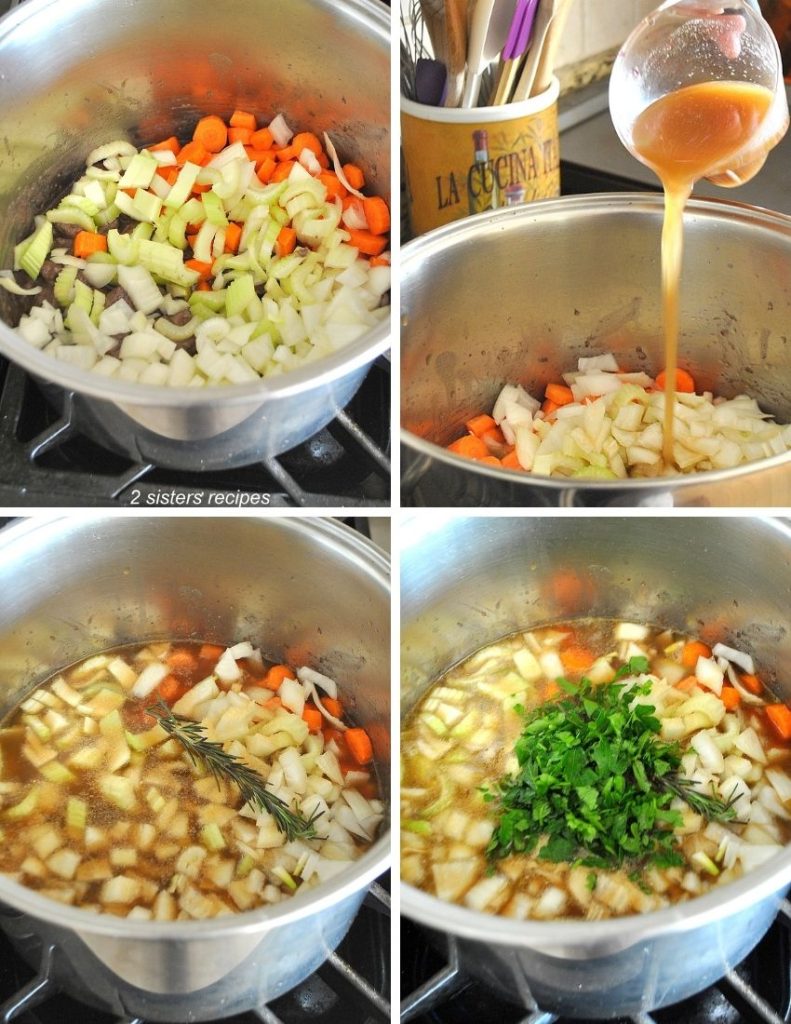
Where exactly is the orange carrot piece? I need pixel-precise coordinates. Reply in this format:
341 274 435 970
766 703 791 741
149 136 181 156
228 126 253 145
720 685 741 710
264 696 283 711
193 114 228 153
681 640 711 667
321 697 343 719
482 426 506 446
271 160 295 182
156 165 179 185
230 109 257 131
346 228 387 257
560 644 595 672
363 196 390 236
320 171 348 201
740 673 764 695
370 254 390 267
465 413 497 437
544 680 562 700
199 643 225 661
545 382 574 406
676 675 699 692
156 675 188 704
73 231 108 258
541 399 559 417
196 280 212 291
291 131 323 156
345 727 373 765
256 156 277 183
478 455 502 466
275 144 298 162
224 222 243 254
177 139 210 166
447 434 489 459
656 368 696 393
263 664 296 691
275 226 297 258
501 450 523 470
342 163 365 189
166 648 199 673
302 706 323 733
251 127 274 150
185 258 213 280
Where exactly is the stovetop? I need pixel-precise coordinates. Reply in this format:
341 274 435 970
0 356 390 508
401 903 791 1024
0 880 390 1024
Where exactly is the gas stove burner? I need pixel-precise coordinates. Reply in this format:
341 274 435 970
0 882 390 1024
400 904 791 1024
0 357 390 507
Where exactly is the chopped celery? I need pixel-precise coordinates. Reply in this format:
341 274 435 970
118 152 158 190
225 274 255 318
202 191 229 227
66 796 88 832
26 716 51 742
46 207 96 231
164 162 201 210
272 865 297 891
132 188 161 223
189 289 226 313
39 760 75 784
107 229 139 266
98 774 136 811
6 787 39 819
200 823 226 851
402 819 431 834
61 194 100 218
17 221 53 280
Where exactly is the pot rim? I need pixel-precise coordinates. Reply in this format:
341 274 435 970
400 514 791 947
0 513 391 939
0 0 391 409
401 193 791 491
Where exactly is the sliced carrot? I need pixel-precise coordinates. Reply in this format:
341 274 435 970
544 680 562 700
199 643 225 661
302 706 323 733
478 455 502 466
256 156 277 183
319 171 347 200
370 254 390 267
185 258 214 280
363 196 390 236
482 426 506 447
541 398 559 417
264 696 283 711
263 664 296 691
681 640 711 667
166 648 199 673
447 434 489 459
342 163 365 190
191 182 211 194
501 449 523 470
156 165 179 185
196 280 212 292
228 126 253 145
271 160 296 182
275 226 297 258
321 697 343 719
545 382 574 406
740 672 764 695
656 368 696 394
224 222 243 254
560 644 594 673
193 114 228 153
149 136 181 156
177 139 211 166
230 109 257 131
344 727 373 765
720 685 741 710
73 231 108 258
465 413 497 438
156 675 189 704
275 144 298 162
676 675 700 692
766 703 791 741
291 131 323 156
345 228 387 257
251 127 274 150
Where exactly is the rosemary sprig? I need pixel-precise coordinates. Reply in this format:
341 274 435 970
664 774 740 822
147 700 319 842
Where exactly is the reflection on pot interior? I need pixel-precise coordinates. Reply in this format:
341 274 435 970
402 618 791 920
0 639 382 919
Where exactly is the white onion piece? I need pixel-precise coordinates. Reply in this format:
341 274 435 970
131 661 169 698
766 767 791 806
269 114 294 148
695 656 724 696
323 132 365 199
303 680 347 732
690 730 725 773
227 641 254 660
215 650 241 683
725 663 766 706
578 353 619 373
297 666 338 699
712 643 755 676
278 677 305 717
614 622 650 642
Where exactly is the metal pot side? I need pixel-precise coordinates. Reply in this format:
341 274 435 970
0 515 390 1021
0 0 390 470
400 514 791 1016
400 195 791 506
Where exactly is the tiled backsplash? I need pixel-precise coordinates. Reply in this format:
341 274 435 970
554 0 657 73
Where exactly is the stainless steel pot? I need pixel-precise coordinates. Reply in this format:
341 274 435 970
0 0 390 471
401 515 791 1017
0 515 390 1021
401 195 791 506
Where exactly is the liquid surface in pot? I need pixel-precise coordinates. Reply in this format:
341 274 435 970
401 619 791 921
0 640 382 919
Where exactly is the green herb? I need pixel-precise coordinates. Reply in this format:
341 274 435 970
484 656 737 870
148 700 319 841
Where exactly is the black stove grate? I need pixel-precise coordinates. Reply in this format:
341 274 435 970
400 898 791 1024
0 881 390 1024
0 357 390 507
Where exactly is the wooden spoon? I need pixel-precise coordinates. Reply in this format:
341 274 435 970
443 0 469 106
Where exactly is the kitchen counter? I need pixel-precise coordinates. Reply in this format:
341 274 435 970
559 80 791 215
